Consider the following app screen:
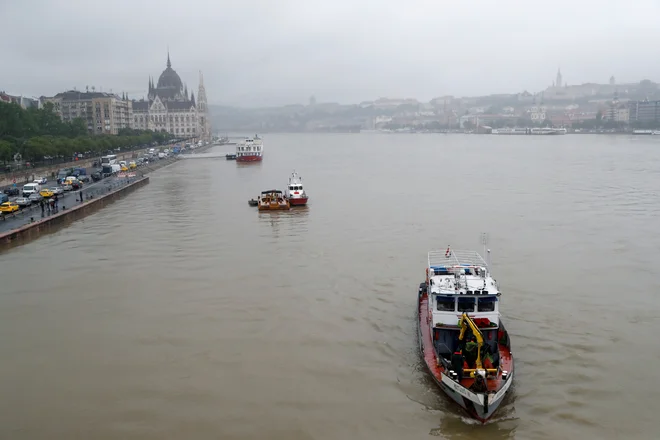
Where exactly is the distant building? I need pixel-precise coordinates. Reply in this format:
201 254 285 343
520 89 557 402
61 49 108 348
628 99 660 124
0 92 41 109
527 105 547 122
556 68 563 88
46 90 132 135
132 52 211 140
602 91 629 123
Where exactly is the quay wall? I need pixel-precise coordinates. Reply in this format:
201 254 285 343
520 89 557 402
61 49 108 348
0 176 149 252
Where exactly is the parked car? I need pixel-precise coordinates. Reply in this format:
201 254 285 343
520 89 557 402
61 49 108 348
15 197 31 207
4 187 19 196
28 193 43 203
49 187 64 195
71 180 83 190
0 201 19 213
78 175 90 183
91 172 102 182
62 184 73 192
34 177 47 184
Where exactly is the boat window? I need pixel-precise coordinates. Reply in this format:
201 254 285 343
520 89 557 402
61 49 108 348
457 297 475 312
289 186 295 190
436 296 455 311
477 297 497 312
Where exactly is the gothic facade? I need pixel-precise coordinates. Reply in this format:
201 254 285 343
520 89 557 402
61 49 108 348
132 52 211 140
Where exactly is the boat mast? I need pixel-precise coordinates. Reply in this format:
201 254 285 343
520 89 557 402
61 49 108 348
481 232 490 270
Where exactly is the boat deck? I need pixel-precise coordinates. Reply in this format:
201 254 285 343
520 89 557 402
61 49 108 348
419 294 513 395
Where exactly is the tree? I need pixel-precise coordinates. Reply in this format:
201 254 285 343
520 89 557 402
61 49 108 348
0 139 13 164
0 101 173 163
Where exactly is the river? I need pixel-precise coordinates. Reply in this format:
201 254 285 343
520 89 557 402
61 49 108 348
0 133 658 439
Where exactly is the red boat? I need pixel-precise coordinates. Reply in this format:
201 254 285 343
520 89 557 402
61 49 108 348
236 135 263 162
284 171 308 206
418 245 514 423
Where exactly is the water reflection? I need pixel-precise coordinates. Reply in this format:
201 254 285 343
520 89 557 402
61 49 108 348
258 207 310 238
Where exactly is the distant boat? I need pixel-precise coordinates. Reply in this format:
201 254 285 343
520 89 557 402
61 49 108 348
284 171 309 206
491 128 529 135
491 127 567 135
236 135 263 163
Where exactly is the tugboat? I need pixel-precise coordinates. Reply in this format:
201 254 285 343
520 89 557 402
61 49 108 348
418 240 514 423
284 171 309 206
258 190 290 211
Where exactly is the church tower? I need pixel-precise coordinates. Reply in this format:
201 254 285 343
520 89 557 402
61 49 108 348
197 70 211 141
556 68 563 88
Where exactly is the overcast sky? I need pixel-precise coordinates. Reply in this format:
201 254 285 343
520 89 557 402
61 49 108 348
1 0 659 107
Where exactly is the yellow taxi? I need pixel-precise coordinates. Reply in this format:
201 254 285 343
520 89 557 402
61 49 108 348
128 161 137 169
0 202 20 213
120 165 129 172
39 189 54 198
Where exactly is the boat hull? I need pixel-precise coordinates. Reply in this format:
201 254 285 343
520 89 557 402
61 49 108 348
288 196 308 206
258 202 290 211
417 288 514 422
236 154 263 163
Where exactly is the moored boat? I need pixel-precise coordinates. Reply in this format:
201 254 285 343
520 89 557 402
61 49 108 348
284 171 309 206
248 198 258 207
258 190 290 211
418 244 514 423
236 135 263 162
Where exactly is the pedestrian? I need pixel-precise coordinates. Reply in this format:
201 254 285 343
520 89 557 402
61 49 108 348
79 190 83 202
40 199 45 215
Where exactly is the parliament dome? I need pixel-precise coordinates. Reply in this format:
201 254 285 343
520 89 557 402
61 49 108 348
157 52 183 92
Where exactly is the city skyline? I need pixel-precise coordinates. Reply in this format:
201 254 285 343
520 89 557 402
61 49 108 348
2 0 660 107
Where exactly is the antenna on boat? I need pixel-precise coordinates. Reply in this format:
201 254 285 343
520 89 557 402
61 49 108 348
481 233 490 269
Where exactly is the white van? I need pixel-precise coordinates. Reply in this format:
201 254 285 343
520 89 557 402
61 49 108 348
22 183 41 196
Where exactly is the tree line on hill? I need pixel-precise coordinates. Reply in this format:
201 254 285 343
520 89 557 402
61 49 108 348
0 101 172 166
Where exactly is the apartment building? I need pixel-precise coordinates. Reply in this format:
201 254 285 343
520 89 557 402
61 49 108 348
46 90 133 135
628 100 660 124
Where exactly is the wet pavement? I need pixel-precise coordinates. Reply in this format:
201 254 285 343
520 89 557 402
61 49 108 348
0 175 142 234
0 157 180 234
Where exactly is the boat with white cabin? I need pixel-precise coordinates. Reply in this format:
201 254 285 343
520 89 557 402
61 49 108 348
418 240 514 422
236 135 263 162
284 171 308 206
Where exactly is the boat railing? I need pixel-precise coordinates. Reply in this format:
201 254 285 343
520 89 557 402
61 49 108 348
428 249 488 273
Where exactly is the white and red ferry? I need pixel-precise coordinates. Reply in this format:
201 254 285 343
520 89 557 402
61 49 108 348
284 171 308 206
236 135 263 163
418 241 514 423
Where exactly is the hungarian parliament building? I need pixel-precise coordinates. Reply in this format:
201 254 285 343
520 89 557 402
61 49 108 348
131 52 211 140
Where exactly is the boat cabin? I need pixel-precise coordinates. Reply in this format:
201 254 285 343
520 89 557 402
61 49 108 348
287 172 305 194
427 249 500 328
236 136 263 157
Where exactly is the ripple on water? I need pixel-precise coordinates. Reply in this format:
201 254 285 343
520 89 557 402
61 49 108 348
1 136 660 440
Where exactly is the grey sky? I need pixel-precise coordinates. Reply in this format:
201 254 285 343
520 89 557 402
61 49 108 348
1 0 659 107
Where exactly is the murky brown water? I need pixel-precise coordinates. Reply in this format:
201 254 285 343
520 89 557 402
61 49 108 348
1 133 659 439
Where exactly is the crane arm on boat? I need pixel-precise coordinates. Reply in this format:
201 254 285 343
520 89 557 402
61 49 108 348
457 313 497 376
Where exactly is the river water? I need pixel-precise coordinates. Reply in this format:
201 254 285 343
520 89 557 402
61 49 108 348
1 133 659 440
